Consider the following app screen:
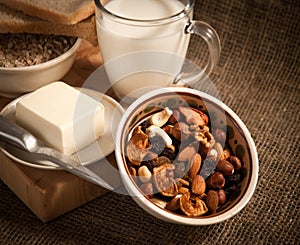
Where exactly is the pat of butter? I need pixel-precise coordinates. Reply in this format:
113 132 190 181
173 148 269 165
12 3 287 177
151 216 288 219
16 82 105 156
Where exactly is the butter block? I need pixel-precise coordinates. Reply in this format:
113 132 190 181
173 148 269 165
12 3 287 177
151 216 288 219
16 82 105 156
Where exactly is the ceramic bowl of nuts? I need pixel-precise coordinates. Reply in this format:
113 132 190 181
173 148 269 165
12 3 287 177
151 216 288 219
115 87 259 225
0 33 81 98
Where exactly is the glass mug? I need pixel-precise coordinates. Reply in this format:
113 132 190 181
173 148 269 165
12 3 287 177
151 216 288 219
94 0 221 100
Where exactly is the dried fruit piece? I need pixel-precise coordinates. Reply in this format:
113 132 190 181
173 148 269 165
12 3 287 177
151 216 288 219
178 187 190 194
166 194 182 211
153 164 178 197
126 141 149 166
156 156 172 166
130 126 148 149
191 175 206 195
179 106 208 126
175 178 190 188
180 192 208 217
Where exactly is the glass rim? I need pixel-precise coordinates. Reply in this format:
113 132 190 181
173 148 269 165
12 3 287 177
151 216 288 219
94 0 195 26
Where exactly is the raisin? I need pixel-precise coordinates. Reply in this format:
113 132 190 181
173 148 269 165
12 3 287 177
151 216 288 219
149 135 166 154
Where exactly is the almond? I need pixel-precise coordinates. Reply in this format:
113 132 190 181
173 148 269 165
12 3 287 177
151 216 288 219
191 175 206 195
206 190 219 212
177 145 196 162
188 153 202 178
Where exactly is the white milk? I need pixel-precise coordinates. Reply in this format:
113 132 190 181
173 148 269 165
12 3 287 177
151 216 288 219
96 0 192 99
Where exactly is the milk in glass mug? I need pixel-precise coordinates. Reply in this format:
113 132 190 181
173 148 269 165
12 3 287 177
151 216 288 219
94 0 221 100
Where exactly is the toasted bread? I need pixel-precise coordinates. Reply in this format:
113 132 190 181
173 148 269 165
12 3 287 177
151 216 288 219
0 3 97 44
0 0 95 25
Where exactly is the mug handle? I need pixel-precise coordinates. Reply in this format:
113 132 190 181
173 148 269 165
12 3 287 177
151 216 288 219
173 21 221 85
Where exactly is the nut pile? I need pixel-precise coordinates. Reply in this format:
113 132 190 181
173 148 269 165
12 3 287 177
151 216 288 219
125 105 244 217
0 33 77 68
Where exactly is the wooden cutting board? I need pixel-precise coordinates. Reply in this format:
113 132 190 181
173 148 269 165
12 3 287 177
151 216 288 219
0 39 120 222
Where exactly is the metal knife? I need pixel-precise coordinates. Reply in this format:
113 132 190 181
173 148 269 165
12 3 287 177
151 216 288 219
0 115 114 191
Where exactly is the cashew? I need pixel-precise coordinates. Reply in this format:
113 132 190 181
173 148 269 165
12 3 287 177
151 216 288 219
151 198 167 209
149 107 173 127
146 125 172 146
138 166 152 183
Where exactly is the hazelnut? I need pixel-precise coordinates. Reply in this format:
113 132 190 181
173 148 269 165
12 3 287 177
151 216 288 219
228 156 242 170
191 175 206 195
216 160 234 176
207 172 225 189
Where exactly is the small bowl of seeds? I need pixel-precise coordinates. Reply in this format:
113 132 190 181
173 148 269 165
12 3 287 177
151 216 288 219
0 33 81 98
115 87 258 225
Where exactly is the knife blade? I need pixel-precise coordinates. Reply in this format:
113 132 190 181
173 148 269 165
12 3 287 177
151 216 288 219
0 115 114 191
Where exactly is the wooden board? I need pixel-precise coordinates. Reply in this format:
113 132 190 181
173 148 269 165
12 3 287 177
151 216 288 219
0 39 120 222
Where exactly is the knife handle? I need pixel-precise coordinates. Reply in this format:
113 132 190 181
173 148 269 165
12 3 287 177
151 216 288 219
0 115 38 152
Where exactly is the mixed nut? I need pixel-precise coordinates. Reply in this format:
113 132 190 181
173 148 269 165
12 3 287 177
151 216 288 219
125 105 244 217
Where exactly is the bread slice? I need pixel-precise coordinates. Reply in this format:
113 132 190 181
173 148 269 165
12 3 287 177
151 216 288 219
0 3 97 44
0 0 95 25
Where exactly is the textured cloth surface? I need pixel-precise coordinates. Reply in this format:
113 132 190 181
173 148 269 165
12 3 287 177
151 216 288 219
1 0 299 244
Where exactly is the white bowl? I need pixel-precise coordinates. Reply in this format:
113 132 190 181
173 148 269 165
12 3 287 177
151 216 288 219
0 38 81 98
115 87 259 225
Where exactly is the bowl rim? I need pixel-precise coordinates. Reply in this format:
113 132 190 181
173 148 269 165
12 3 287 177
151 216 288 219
0 37 81 71
115 87 259 225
